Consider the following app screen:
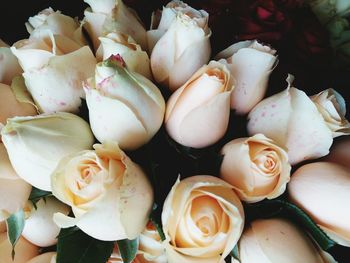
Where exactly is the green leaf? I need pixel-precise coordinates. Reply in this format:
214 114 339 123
117 238 139 263
149 203 166 241
244 199 336 251
6 209 25 260
56 227 114 263
29 187 52 209
230 245 240 262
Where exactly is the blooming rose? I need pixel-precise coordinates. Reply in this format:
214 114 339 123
83 0 147 51
216 40 278 115
0 77 37 125
97 32 152 79
165 61 234 148
85 55 165 150
0 141 31 221
150 4 211 91
27 252 57 263
236 218 336 263
1 112 94 191
0 41 22 85
288 162 350 247
162 175 244 263
11 32 96 113
52 142 154 241
0 232 39 263
26 8 85 46
22 197 70 247
247 75 350 165
323 137 350 169
220 134 291 203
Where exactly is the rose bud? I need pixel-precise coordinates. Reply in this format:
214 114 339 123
11 32 96 113
247 75 350 165
85 55 165 150
165 61 234 148
309 0 350 25
0 77 37 125
0 232 39 263
27 252 57 263
220 134 291 203
25 8 85 46
216 40 278 115
162 175 244 263
138 221 167 263
311 88 350 137
96 32 152 79
236 218 335 263
323 137 350 169
289 162 350 247
150 10 211 91
83 0 147 51
1 112 94 191
0 141 31 221
22 197 70 247
147 0 209 52
0 41 22 85
52 142 153 241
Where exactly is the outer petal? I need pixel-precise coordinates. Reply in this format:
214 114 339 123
23 46 96 113
288 162 350 246
26 252 56 263
0 46 22 85
323 137 350 169
83 10 106 51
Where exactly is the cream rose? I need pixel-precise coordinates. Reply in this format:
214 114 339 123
288 162 350 247
0 77 37 125
323 137 350 169
247 75 350 165
85 55 165 150
27 252 57 263
0 141 31 221
22 197 70 247
97 32 152 79
220 134 291 203
51 142 154 241
26 8 85 46
216 40 278 115
162 175 244 263
165 61 234 148
83 0 147 51
150 9 211 91
236 218 336 263
11 32 96 113
1 112 94 191
0 41 22 85
0 232 39 263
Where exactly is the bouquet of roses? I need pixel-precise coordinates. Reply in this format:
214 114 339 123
0 0 350 263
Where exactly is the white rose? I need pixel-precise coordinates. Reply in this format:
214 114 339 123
0 41 22 85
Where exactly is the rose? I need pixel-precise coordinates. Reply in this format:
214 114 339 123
165 61 234 148
0 41 22 85
216 40 278 115
162 175 244 263
247 75 350 165
51 142 154 241
138 221 167 263
97 32 152 79
236 0 293 43
0 141 31 221
27 252 57 263
288 162 350 247
0 232 39 263
11 32 96 113
0 77 37 126
220 134 291 203
1 112 94 191
236 218 335 263
150 6 211 91
85 55 165 150
25 8 85 46
323 137 350 169
22 197 70 247
309 0 350 25
311 88 350 136
83 0 147 51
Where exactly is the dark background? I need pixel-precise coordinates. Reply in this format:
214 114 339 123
1 0 349 262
